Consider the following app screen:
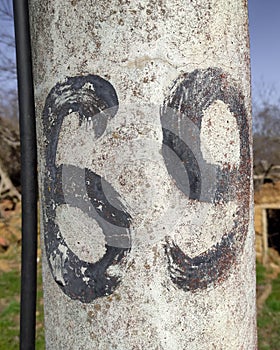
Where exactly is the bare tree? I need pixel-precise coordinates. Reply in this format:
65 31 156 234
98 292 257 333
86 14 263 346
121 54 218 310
0 159 21 211
0 115 21 215
0 89 18 120
0 0 17 84
253 104 280 138
253 85 280 180
0 0 20 209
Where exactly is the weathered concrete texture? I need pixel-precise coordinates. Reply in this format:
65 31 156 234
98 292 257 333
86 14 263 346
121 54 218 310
30 0 256 348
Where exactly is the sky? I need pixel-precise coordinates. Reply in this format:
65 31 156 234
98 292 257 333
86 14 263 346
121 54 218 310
1 1 280 108
248 0 280 106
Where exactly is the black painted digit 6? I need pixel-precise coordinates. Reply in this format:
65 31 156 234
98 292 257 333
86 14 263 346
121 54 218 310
42 75 131 303
161 68 250 291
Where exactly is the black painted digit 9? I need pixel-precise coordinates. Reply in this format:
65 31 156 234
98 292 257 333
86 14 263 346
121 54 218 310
42 75 131 303
161 68 251 291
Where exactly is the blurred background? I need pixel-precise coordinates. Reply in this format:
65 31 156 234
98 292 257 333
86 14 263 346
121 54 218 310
0 0 279 349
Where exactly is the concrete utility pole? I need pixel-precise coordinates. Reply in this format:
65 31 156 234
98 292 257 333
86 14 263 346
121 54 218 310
29 0 256 349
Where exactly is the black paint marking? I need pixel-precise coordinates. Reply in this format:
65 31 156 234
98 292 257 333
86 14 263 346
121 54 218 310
162 128 201 200
42 69 250 299
85 169 131 229
161 67 250 291
43 75 131 303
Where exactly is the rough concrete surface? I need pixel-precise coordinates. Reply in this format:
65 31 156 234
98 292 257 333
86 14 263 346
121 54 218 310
29 0 256 348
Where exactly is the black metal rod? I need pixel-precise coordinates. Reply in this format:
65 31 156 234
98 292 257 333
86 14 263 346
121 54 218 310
13 1 38 349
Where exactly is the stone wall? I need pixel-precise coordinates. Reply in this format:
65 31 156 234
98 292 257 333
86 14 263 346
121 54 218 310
254 181 280 263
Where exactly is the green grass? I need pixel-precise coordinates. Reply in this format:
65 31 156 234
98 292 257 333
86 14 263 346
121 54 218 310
256 261 268 285
0 263 45 350
0 269 20 299
257 262 280 350
0 270 21 350
266 277 280 311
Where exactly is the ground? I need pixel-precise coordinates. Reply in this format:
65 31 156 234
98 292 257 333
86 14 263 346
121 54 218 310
0 200 44 350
